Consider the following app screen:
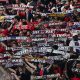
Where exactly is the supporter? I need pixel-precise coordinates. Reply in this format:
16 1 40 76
0 66 20 80
26 30 32 37
0 24 13 36
36 63 52 76
12 16 21 31
20 58 36 80
0 0 80 80
19 10 26 19
71 61 80 80
1 19 8 28
51 45 70 59
64 15 71 21
0 42 6 53
19 31 23 36
51 7 57 13
25 8 33 22
69 33 80 55
19 67 32 80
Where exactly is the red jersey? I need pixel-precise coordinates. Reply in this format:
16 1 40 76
0 29 8 36
0 45 5 53
71 77 80 80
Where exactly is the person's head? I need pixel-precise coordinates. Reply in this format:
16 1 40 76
22 19 27 25
14 16 20 23
0 28 4 32
78 33 80 38
18 67 23 72
52 45 58 50
76 64 80 68
22 19 26 22
22 67 26 73
13 29 20 36
3 19 6 22
26 30 32 36
38 63 43 69
22 29 27 33
72 33 78 41
25 7 29 12
53 64 58 68
49 2 53 5
19 31 23 36
73 35 78 41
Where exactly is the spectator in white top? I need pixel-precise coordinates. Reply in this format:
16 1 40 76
51 7 57 13
69 33 80 54
70 1 74 11
51 45 70 59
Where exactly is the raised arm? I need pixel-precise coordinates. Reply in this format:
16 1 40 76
47 64 52 71
25 63 35 74
8 68 20 80
0 66 7 74
25 59 37 70
11 73 20 80
1 42 7 48
7 22 15 32
8 68 16 74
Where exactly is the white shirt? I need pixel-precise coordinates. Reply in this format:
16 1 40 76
69 40 80 52
53 50 70 59
70 4 74 11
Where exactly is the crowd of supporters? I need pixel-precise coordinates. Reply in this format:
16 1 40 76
0 0 80 80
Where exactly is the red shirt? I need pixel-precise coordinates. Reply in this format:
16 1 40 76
64 17 71 22
32 21 39 27
39 69 44 76
53 66 62 75
0 46 5 53
71 77 80 80
13 25 21 30
26 23 35 31
13 22 22 30
55 31 65 34
19 12 25 18
76 27 80 30
0 29 8 36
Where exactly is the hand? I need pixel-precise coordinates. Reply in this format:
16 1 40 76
11 72 15 76
25 58 28 62
12 20 16 25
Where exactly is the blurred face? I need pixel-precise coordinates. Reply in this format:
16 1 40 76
56 0 61 3
26 31 31 36
73 35 78 41
70 1 73 4
0 10 3 15
22 67 26 72
76 64 80 68
26 8 29 12
50 2 52 5
22 19 26 22
18 67 22 72
19 31 23 36
0 29 4 32
38 63 43 68
12 44 16 48
47 79 52 80
14 18 18 23
22 29 26 32
78 34 80 38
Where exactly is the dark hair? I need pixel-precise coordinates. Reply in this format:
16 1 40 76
73 35 78 41
52 45 58 50
14 16 20 21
